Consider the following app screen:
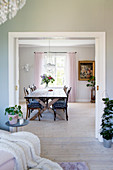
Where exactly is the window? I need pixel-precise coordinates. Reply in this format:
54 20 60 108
43 53 66 87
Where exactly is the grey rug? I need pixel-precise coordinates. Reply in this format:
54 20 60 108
30 110 65 121
58 162 89 170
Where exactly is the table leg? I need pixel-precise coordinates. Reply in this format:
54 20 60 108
48 99 65 120
48 98 59 108
30 99 46 120
36 99 46 107
30 110 40 120
30 98 64 120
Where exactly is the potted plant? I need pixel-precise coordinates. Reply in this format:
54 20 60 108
86 76 95 103
100 98 113 148
41 74 55 88
5 105 23 124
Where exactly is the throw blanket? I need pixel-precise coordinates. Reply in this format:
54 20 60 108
0 131 62 170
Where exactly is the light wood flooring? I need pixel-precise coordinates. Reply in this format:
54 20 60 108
21 102 113 170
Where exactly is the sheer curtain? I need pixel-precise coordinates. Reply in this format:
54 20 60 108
34 52 44 88
65 52 76 102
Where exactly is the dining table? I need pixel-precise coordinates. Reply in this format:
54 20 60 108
24 88 67 120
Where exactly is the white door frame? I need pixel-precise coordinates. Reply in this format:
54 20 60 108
8 32 106 142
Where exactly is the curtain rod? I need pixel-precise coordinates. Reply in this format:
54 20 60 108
34 52 77 54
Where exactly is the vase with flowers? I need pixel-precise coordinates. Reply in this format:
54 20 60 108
41 74 55 88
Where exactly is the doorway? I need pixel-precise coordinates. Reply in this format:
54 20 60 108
8 32 106 141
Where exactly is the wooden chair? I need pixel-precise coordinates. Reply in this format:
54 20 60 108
24 87 29 96
32 84 37 91
28 85 34 92
57 86 68 102
52 87 72 121
63 85 68 94
24 87 43 120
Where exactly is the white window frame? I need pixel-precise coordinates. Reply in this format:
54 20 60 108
43 53 66 87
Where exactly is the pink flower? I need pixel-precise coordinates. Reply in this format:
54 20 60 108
48 76 52 79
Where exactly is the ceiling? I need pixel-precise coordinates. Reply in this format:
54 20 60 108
19 39 95 47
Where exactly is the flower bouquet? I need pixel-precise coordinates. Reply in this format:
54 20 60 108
41 74 55 88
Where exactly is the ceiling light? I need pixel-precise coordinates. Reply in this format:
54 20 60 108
0 0 26 25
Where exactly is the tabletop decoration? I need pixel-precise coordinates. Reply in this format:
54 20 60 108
41 74 55 88
48 89 53 92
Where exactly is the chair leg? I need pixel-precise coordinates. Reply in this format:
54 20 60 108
38 109 41 121
28 109 31 118
26 107 28 119
54 110 56 121
31 109 33 113
66 107 68 121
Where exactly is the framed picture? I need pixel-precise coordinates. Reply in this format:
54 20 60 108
78 60 95 81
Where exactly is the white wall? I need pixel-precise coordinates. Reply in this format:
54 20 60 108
19 47 35 101
19 45 95 102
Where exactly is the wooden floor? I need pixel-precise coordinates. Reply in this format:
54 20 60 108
21 102 113 170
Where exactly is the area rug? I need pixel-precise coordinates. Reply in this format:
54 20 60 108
58 162 89 170
30 110 65 121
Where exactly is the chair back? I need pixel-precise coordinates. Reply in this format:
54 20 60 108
32 84 37 91
24 87 30 96
27 87 31 94
24 87 33 103
63 85 68 93
29 85 34 92
24 87 28 96
66 87 72 102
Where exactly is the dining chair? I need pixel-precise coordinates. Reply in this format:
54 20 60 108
28 85 34 92
52 87 72 121
32 84 37 91
63 85 68 94
28 84 37 92
24 87 32 116
24 87 43 120
24 87 29 96
57 86 68 102
24 87 32 102
28 85 38 103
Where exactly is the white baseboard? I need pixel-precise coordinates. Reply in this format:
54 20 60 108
19 99 26 103
76 99 90 102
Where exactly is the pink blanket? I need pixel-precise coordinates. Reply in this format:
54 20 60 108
0 151 15 170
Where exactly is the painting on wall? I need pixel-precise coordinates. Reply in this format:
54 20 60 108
78 61 95 81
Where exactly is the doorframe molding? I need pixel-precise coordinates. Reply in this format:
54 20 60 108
8 32 106 141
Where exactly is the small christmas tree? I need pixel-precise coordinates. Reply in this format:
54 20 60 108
100 98 113 140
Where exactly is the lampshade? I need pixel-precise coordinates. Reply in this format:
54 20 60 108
46 40 55 68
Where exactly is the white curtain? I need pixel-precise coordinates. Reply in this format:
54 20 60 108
65 52 76 102
34 52 44 88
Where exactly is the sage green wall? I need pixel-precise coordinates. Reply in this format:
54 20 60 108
0 0 113 129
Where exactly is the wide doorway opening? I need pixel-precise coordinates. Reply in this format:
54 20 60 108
8 32 106 141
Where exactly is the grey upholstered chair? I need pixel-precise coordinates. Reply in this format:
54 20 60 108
52 87 72 121
24 87 43 120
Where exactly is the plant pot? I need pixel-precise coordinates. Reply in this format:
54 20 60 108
103 138 112 148
8 114 18 124
19 118 24 125
91 87 95 103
